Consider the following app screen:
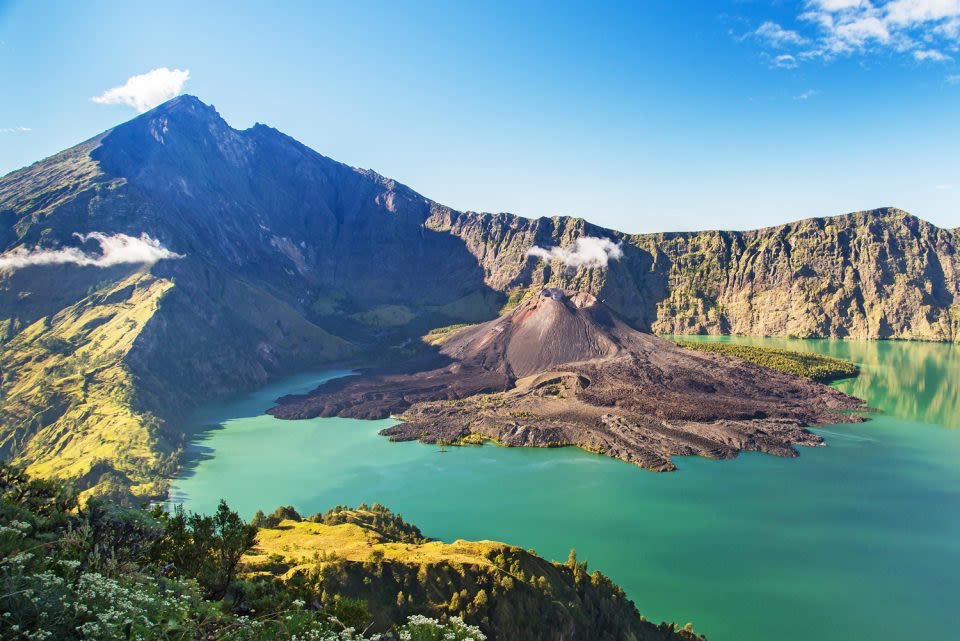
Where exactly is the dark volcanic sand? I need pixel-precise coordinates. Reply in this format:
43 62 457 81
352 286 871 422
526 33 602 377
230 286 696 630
269 289 865 471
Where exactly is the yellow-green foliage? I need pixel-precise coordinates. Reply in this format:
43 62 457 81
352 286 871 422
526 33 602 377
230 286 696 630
499 287 531 314
673 340 859 382
0 272 177 501
250 520 503 576
421 323 473 345
243 507 698 640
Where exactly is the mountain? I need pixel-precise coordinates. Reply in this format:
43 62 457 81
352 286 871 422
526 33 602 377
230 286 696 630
433 208 960 341
0 95 957 498
270 289 863 471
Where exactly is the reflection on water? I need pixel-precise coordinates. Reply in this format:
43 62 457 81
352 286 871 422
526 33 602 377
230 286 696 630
672 336 960 427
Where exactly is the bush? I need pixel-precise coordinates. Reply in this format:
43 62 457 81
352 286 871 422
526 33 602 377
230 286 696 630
673 340 859 382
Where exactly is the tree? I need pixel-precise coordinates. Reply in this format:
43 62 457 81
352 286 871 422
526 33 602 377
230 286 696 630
211 499 258 598
155 500 257 599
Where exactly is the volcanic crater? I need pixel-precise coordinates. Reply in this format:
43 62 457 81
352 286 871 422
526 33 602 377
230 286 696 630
269 289 865 471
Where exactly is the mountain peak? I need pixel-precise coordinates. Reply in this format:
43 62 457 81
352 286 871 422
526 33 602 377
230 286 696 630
109 94 231 145
149 94 218 117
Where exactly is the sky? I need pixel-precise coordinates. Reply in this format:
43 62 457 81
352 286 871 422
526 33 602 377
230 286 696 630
0 0 958 233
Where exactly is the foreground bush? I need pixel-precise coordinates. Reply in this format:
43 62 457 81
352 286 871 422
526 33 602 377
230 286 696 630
0 465 485 641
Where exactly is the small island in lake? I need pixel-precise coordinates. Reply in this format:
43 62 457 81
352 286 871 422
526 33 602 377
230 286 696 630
270 289 865 471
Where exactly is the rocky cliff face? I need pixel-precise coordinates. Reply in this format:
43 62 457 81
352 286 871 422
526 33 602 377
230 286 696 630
429 208 960 341
0 95 957 497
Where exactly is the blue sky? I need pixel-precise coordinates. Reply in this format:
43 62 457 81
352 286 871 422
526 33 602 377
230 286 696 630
1 0 958 233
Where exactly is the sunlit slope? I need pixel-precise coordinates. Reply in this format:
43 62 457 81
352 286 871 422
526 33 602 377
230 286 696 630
0 265 352 501
245 506 702 641
0 272 175 499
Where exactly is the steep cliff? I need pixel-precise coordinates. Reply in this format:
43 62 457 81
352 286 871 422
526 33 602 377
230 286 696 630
429 208 960 341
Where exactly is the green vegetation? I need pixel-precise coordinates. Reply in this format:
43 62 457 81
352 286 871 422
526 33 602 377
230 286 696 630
0 273 180 503
421 323 473 345
498 287 532 314
0 269 353 503
0 464 485 641
672 340 859 383
0 464 702 641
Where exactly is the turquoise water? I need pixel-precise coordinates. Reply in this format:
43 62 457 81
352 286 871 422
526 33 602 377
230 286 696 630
171 339 960 641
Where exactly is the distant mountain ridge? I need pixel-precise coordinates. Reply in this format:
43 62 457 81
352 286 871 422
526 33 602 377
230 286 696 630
0 95 957 498
431 207 960 341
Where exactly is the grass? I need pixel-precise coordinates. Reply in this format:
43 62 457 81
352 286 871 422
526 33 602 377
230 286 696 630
249 519 504 578
421 323 473 345
499 287 532 314
243 506 704 640
0 272 178 501
672 340 859 383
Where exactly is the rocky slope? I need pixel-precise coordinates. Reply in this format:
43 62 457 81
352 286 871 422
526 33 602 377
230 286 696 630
0 95 955 497
270 289 863 471
429 208 960 341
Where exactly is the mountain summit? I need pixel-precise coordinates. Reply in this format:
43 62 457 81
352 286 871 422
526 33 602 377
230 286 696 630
0 95 957 498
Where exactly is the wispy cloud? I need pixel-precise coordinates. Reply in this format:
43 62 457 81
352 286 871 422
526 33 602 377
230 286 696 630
936 184 954 189
794 89 819 99
745 0 960 66
945 73 960 83
914 48 951 61
754 21 810 47
0 126 31 134
0 232 183 272
773 53 801 68
92 67 190 113
527 236 624 269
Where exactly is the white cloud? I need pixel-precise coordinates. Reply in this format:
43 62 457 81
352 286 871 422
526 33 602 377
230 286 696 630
0 232 183 272
794 89 820 99
755 21 809 46
527 236 624 269
0 126 31 133
810 0 872 10
914 47 952 59
749 0 960 64
885 0 960 25
936 183 954 189
833 15 891 46
92 68 190 113
774 53 800 68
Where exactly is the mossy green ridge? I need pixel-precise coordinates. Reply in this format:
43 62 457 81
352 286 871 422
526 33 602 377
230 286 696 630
0 465 702 641
247 504 704 640
670 340 859 383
